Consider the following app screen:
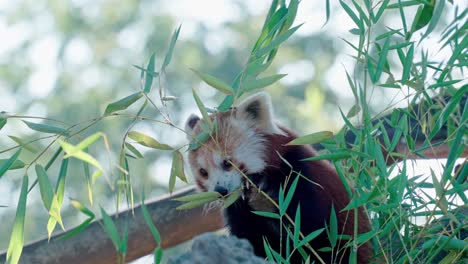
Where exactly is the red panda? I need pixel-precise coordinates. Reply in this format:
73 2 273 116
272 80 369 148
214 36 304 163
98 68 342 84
185 92 372 263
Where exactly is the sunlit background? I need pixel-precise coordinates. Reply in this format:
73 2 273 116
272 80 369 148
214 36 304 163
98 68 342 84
0 0 464 262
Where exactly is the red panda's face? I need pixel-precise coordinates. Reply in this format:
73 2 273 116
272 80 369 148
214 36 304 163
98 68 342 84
185 92 284 195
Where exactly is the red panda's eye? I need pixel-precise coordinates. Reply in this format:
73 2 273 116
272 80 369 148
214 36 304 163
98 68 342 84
199 168 208 178
222 159 232 171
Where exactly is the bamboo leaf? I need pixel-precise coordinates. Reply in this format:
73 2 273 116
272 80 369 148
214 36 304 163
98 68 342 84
47 195 65 238
223 189 241 208
302 152 351 161
255 24 303 58
6 175 28 264
241 74 287 92
141 196 161 244
287 131 333 146
174 191 221 202
144 54 156 93
161 25 181 72
35 164 53 211
187 131 211 151
171 150 187 183
191 69 234 95
75 132 104 151
8 136 39 153
176 198 217 210
100 207 120 250
346 104 361 118
128 131 172 150
374 36 391 82
281 175 300 216
60 140 103 171
124 143 143 158
0 118 6 130
329 205 338 247
192 88 213 129
401 43 414 82
104 92 143 115
340 0 364 31
0 148 22 179
23 121 68 136
296 228 325 248
0 159 25 170
154 247 163 264
55 158 69 205
252 211 281 219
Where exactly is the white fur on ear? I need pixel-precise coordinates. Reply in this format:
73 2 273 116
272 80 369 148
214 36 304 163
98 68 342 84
237 92 284 135
185 114 200 140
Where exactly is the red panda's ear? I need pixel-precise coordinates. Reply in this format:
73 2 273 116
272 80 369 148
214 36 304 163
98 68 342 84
185 114 200 139
237 92 284 135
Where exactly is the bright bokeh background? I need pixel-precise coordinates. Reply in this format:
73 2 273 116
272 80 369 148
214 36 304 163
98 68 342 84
0 0 464 262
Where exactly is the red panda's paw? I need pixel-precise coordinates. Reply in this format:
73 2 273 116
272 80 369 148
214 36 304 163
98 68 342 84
241 179 276 213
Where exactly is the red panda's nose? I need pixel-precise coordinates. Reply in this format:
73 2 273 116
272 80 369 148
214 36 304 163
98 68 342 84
214 185 228 196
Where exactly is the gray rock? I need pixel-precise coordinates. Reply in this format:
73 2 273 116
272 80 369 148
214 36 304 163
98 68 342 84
167 233 272 264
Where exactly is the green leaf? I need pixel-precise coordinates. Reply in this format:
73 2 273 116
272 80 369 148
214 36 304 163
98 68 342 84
47 195 65 238
55 158 69 205
174 191 221 202
124 143 143 158
0 118 6 130
100 207 120 250
8 136 39 153
176 198 217 210
340 0 364 32
71 199 95 218
154 247 163 264
293 205 301 248
141 195 161 244
192 88 213 129
373 0 389 22
128 131 172 150
187 131 211 151
75 132 104 151
296 228 325 248
104 92 143 115
281 175 300 216
428 79 462 89
374 36 391 82
35 164 53 211
329 205 338 247
287 131 333 145
223 189 241 208
324 0 331 26
0 148 22 179
255 24 303 58
191 68 233 94
251 211 281 219
401 43 414 82
302 152 351 161
60 141 103 172
6 175 28 264
144 54 156 93
23 121 68 136
57 218 92 241
0 159 25 170
161 25 181 72
346 104 361 118
171 150 187 182
241 74 287 92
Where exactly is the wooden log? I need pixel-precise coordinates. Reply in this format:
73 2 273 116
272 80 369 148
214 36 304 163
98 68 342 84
0 187 223 264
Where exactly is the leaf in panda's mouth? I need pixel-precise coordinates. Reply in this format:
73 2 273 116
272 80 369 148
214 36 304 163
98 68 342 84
175 191 221 210
223 189 241 209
